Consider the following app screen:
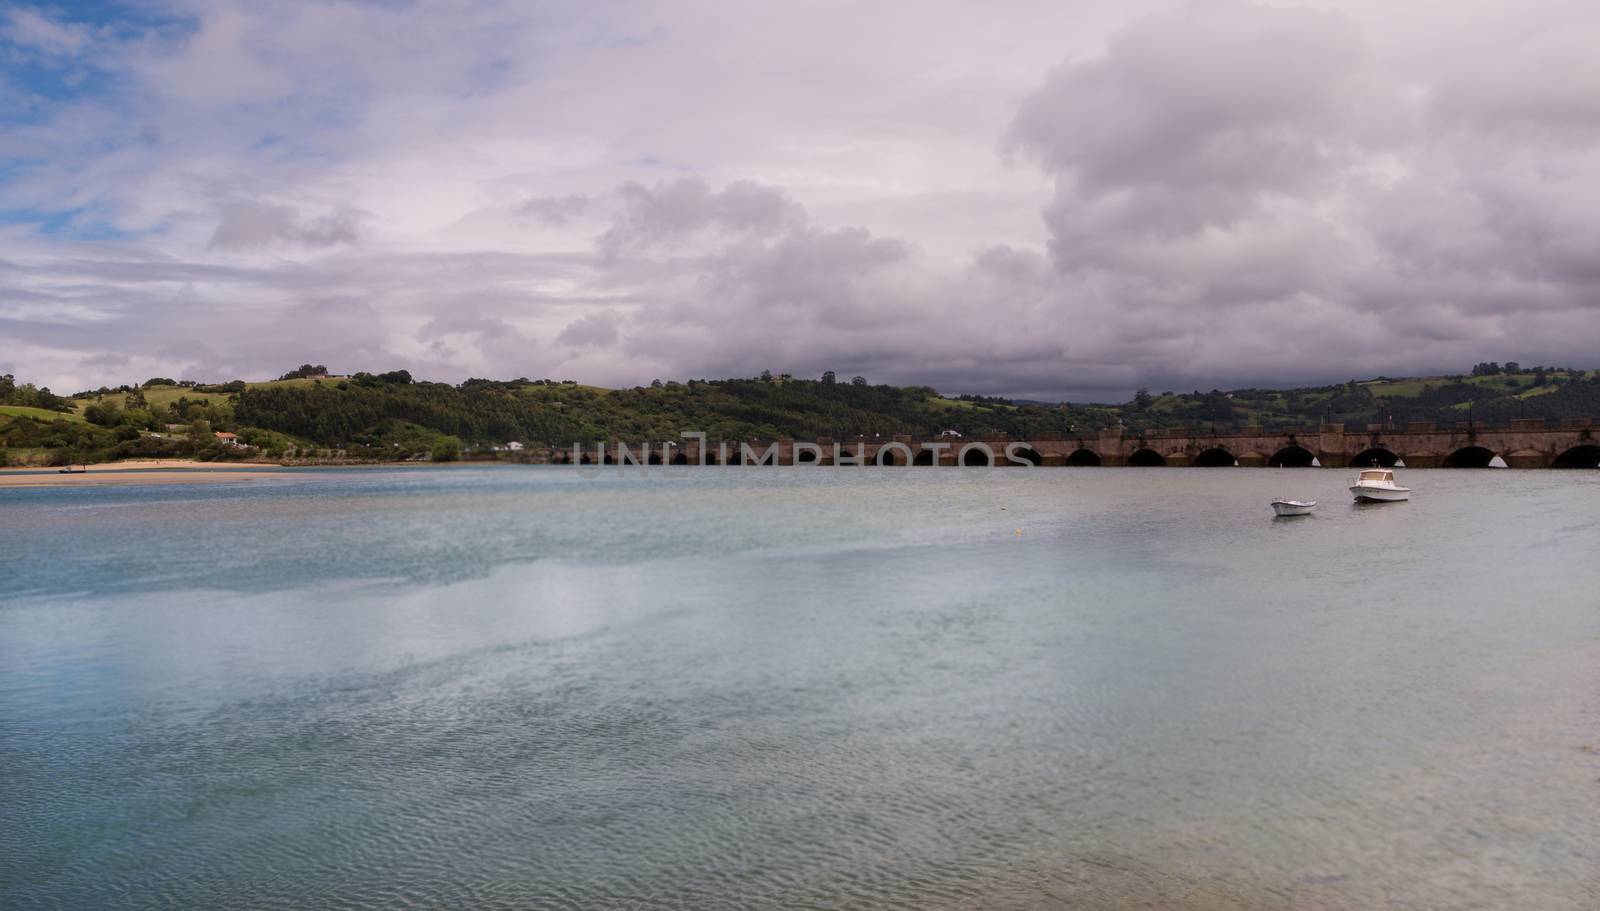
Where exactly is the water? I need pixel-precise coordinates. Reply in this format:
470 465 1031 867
3 466 1598 909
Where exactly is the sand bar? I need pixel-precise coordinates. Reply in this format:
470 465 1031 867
0 459 292 488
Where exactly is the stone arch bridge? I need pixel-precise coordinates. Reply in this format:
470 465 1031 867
549 419 1599 468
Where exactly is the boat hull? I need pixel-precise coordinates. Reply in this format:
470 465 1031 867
1271 501 1316 516
1350 484 1409 502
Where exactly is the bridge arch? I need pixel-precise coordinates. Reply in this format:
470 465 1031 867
1127 448 1166 466
959 443 994 467
1551 444 1600 468
876 442 913 466
914 448 937 466
1193 447 1236 467
1007 445 1043 466
1350 447 1398 468
795 448 818 464
1268 445 1315 467
1442 446 1496 468
670 451 688 465
1065 448 1102 466
648 450 663 465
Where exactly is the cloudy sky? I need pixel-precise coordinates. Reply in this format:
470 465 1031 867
2 0 1597 401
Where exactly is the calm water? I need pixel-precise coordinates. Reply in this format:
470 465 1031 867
3 466 1598 910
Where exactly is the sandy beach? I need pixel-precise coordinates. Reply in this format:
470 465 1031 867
0 459 291 488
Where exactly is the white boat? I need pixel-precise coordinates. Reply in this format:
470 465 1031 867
1350 468 1410 502
1271 498 1316 516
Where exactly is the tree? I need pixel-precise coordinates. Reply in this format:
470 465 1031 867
1505 361 1520 373
851 375 867 386
651 378 663 388
821 370 836 385
83 402 122 426
1132 387 1154 410
280 364 331 380
430 438 462 462
760 369 774 382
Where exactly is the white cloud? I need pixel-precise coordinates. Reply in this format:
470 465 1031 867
3 7 93 58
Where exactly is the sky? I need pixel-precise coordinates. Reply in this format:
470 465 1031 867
2 0 1598 401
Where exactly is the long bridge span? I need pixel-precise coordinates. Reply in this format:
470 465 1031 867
550 419 1600 468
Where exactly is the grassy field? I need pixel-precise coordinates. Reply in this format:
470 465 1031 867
72 386 231 412
927 397 989 412
1 405 87 423
249 376 352 390
68 376 363 413
1363 371 1582 399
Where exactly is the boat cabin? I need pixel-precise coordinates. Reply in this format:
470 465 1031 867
1357 469 1395 483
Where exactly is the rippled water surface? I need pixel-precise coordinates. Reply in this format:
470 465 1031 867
3 466 1599 909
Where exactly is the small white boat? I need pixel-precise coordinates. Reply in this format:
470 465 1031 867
1271 498 1317 516
1350 468 1409 502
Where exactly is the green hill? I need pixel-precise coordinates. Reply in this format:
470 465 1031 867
1131 366 1597 431
228 373 1118 453
0 404 86 423
2 363 1594 466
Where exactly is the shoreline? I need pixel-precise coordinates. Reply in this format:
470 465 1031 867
0 459 291 488
0 458 496 488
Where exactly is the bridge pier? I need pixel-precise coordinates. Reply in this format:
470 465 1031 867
1506 449 1551 469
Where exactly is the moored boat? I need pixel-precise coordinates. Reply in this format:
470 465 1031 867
1350 468 1409 502
1271 498 1316 516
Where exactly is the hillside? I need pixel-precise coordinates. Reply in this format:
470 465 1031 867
227 373 1119 455
1131 366 1599 430
2 364 1597 466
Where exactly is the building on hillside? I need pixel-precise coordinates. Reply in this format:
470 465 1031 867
506 441 524 451
214 431 239 447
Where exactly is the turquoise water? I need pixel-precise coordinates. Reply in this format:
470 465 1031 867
3 466 1598 909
